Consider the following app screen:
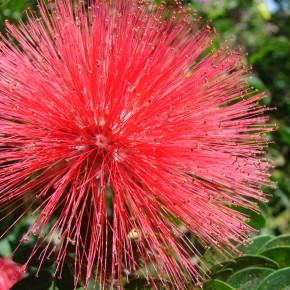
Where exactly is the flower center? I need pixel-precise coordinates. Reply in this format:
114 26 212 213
95 134 108 149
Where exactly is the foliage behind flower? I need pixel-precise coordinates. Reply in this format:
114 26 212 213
0 0 272 289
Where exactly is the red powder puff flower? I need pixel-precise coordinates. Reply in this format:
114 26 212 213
0 0 272 289
0 258 24 290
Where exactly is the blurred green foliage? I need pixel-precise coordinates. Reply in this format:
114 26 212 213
0 0 289 289
0 0 29 30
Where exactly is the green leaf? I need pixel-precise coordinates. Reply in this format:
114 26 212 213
6 0 27 12
258 235 290 252
208 261 236 277
260 246 290 268
238 235 274 254
203 279 235 290
201 247 229 270
233 207 266 229
279 125 290 145
206 254 278 276
248 75 267 92
124 278 164 289
226 267 274 290
256 267 290 290
212 268 234 281
0 238 12 257
230 255 279 271
11 270 52 290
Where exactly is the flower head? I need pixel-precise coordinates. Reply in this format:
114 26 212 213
0 258 24 290
0 0 272 289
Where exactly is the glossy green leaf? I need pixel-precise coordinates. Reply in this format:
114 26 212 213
226 267 274 290
208 261 236 276
230 255 279 271
238 235 274 254
11 270 52 290
260 246 290 268
212 268 234 281
203 279 235 290
258 234 290 252
256 267 290 290
233 207 266 229
207 254 279 276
